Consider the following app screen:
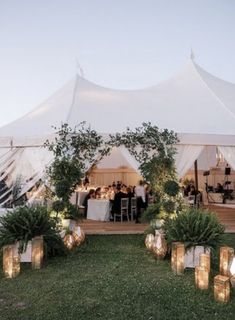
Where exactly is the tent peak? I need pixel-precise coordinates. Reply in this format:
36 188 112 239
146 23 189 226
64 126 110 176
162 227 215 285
190 48 195 61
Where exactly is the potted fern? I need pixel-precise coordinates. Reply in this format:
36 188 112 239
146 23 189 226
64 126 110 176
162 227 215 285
163 208 225 267
0 205 66 261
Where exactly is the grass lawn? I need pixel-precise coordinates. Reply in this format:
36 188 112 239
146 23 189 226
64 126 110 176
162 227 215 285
0 234 235 320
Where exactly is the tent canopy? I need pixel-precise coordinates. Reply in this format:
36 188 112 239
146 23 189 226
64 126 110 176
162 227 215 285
1 58 235 146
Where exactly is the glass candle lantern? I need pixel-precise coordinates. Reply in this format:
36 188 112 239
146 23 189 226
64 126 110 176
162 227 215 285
145 234 155 251
171 242 185 275
32 236 44 269
219 246 234 276
195 266 209 290
3 244 20 278
214 275 230 303
151 230 167 259
199 253 210 273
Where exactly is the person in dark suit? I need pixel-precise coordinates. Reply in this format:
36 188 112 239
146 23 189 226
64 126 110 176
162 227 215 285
111 185 127 217
83 189 95 218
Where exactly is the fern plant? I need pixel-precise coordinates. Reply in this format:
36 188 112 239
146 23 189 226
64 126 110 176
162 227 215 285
163 208 225 249
0 205 66 256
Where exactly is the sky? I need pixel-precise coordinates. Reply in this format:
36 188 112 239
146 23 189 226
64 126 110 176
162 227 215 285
0 0 235 127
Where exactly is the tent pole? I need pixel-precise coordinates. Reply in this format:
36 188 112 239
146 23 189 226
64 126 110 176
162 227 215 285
194 160 198 192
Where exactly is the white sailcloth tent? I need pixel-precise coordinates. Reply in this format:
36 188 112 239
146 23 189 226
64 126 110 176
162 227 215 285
1 57 235 203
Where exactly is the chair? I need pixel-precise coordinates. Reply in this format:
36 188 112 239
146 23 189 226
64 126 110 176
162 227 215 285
195 193 201 208
188 195 195 207
114 198 129 222
130 197 137 221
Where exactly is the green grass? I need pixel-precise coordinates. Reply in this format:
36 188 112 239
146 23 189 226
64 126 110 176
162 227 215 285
0 234 235 320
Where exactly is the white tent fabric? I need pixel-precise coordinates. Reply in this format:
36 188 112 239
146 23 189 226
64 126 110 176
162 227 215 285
1 58 235 199
175 145 205 178
1 59 235 145
218 146 235 170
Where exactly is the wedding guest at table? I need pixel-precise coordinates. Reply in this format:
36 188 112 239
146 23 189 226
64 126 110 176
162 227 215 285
135 180 146 223
95 187 102 199
83 189 95 218
111 185 127 219
215 183 224 193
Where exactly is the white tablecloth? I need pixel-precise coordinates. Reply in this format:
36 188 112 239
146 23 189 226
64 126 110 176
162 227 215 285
87 199 110 221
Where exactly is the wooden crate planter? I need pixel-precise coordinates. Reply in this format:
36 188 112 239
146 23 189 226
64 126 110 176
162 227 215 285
171 242 185 275
184 246 210 268
214 275 230 303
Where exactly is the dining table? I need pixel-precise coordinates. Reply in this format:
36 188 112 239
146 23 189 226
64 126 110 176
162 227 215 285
87 199 111 221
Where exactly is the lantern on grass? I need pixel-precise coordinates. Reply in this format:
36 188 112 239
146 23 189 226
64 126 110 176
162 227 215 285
145 234 155 250
32 236 44 269
199 253 210 273
73 226 85 246
195 266 209 290
3 244 20 278
171 242 185 275
219 246 234 276
214 275 230 303
63 234 76 250
151 230 167 259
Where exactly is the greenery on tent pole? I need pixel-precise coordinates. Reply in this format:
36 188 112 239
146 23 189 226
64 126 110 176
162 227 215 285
108 122 178 195
45 122 110 217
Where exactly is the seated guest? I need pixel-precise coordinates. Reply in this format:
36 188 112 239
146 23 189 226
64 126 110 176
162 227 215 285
111 185 127 217
95 187 101 199
215 183 223 193
83 189 95 218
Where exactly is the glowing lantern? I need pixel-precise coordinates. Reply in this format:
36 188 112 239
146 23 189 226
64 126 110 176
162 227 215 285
32 236 44 269
3 244 20 278
151 230 167 259
219 246 234 276
195 266 209 290
199 253 210 273
63 234 75 250
214 275 230 303
171 242 185 275
145 234 155 250
73 226 85 246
